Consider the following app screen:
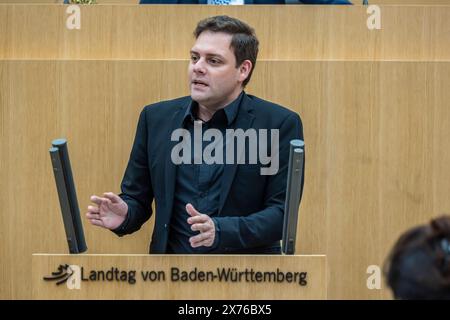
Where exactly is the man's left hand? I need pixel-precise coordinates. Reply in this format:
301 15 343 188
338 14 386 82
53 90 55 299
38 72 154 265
186 203 216 248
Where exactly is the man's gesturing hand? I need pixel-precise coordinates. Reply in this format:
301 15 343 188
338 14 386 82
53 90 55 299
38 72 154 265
86 192 128 230
186 203 216 248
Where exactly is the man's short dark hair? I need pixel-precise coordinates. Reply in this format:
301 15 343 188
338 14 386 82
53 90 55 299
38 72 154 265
194 15 259 87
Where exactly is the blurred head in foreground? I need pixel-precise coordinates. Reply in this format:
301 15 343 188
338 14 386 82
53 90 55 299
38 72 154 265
384 215 450 299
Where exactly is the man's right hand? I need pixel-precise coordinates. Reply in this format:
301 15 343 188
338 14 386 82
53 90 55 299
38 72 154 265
86 192 128 230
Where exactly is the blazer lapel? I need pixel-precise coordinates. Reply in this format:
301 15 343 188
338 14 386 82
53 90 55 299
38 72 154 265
164 100 190 221
218 93 255 215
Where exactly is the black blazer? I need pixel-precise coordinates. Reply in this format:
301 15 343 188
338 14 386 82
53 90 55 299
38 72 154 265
113 92 304 254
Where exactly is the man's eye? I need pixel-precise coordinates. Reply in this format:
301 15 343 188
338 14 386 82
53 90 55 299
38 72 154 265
209 59 220 64
191 56 199 62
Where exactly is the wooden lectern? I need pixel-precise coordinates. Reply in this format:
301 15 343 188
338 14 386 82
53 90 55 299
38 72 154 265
32 254 327 299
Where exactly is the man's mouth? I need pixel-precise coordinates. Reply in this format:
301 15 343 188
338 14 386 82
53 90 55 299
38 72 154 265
192 80 209 87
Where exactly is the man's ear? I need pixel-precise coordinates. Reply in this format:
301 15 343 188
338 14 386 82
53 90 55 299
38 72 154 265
238 60 253 83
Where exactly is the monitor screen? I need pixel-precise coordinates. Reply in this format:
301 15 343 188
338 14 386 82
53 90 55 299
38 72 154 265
49 138 87 254
282 139 305 255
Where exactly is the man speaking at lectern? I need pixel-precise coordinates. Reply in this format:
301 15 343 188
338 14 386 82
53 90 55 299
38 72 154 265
86 16 304 254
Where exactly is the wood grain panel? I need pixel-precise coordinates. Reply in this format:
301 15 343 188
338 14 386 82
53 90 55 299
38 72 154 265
1 60 449 299
0 5 449 60
2 1 450 4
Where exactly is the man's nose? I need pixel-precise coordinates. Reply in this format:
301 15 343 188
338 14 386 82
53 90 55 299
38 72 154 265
193 58 206 74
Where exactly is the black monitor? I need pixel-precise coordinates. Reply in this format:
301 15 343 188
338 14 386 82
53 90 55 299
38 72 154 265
282 139 305 255
49 138 87 254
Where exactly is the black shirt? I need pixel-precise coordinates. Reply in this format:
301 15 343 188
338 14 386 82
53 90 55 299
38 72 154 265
167 92 243 253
